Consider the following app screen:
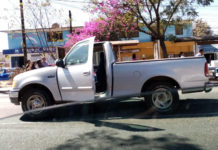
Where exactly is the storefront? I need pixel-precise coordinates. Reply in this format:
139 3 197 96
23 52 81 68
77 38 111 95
3 47 56 68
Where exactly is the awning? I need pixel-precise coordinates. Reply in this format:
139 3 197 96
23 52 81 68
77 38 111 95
110 40 139 46
199 44 218 53
175 36 218 45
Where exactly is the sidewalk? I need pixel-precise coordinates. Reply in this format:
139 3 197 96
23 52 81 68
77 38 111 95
0 81 12 93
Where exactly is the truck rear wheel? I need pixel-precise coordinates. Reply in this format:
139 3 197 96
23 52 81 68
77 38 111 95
144 82 179 114
21 89 53 117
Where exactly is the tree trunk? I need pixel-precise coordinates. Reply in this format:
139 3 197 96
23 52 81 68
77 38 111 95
49 52 56 60
159 38 168 58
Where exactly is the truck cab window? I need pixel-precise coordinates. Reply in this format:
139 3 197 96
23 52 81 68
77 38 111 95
93 44 108 94
65 41 89 66
95 52 107 93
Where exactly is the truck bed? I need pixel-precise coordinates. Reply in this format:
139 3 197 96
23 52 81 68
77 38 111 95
112 57 208 97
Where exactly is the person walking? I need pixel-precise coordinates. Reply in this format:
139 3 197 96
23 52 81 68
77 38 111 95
26 60 31 70
195 49 204 57
179 52 185 58
27 61 36 71
41 57 49 67
132 53 138 61
35 59 44 68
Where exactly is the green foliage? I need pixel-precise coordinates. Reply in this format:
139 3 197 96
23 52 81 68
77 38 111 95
193 19 213 37
167 34 177 42
90 0 214 58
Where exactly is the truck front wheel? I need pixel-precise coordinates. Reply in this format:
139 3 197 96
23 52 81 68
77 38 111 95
21 89 53 117
144 82 179 114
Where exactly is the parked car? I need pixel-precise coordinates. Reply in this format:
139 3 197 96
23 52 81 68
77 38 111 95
0 68 13 80
9 37 212 115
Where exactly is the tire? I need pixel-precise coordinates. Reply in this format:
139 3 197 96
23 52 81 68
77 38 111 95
21 89 53 118
144 82 179 114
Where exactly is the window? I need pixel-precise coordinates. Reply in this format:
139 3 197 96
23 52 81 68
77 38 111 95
175 25 183 35
65 41 89 66
47 31 63 42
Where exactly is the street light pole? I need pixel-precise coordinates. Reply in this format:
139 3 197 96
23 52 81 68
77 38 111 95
69 10 72 34
20 0 27 67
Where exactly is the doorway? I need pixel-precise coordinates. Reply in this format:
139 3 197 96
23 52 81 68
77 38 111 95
11 56 24 68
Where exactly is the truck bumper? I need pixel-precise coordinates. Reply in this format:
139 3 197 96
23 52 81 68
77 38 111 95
9 90 20 105
182 82 213 94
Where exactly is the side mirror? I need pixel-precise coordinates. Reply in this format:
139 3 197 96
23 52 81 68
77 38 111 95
56 59 65 68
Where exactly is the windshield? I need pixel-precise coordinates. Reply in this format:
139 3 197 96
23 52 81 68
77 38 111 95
1 0 218 150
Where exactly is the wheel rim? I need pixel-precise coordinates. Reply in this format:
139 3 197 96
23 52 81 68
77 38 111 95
152 88 173 110
26 95 46 111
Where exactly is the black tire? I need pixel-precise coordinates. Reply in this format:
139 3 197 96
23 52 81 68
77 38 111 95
21 89 53 118
144 82 179 114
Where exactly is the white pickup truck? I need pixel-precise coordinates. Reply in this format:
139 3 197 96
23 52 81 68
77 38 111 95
10 37 212 114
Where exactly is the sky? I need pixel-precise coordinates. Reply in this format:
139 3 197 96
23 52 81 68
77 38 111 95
196 0 218 34
0 0 91 52
0 0 218 52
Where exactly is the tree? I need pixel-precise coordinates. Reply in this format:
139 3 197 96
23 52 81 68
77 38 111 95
90 0 214 58
65 18 138 48
4 0 68 59
24 0 66 59
65 20 105 47
193 19 213 37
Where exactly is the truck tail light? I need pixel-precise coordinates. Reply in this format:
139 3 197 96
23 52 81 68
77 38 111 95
205 62 209 77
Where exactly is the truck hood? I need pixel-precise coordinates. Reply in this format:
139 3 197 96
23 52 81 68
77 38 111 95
14 66 57 82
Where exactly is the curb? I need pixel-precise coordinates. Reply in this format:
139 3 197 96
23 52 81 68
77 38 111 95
0 88 11 93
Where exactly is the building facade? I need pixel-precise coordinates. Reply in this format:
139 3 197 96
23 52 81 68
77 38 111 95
2 23 193 67
2 26 76 68
124 24 193 42
119 23 194 60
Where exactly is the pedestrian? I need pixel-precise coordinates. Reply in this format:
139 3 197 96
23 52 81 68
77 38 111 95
179 52 185 58
27 61 36 71
195 49 204 57
35 59 44 68
41 57 49 67
132 53 138 61
142 54 146 60
26 60 31 70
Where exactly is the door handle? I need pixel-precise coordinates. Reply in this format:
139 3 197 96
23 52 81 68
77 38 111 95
83 71 90 76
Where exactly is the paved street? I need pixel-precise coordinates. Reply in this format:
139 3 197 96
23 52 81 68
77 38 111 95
1 114 218 150
1 86 218 119
1 87 218 149
0 92 22 119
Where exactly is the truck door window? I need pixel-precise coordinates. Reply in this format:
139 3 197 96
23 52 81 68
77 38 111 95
65 41 89 66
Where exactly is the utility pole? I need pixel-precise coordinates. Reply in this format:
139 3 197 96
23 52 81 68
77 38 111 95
69 10 72 34
20 0 27 67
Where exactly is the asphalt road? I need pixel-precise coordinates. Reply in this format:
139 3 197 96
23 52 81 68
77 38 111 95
0 91 22 119
1 88 218 150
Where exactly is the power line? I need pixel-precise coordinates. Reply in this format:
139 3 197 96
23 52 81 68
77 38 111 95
53 1 85 9
53 0 90 4
53 0 218 8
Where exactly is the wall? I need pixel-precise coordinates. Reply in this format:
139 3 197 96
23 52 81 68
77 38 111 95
165 24 193 38
125 24 193 43
121 41 195 61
